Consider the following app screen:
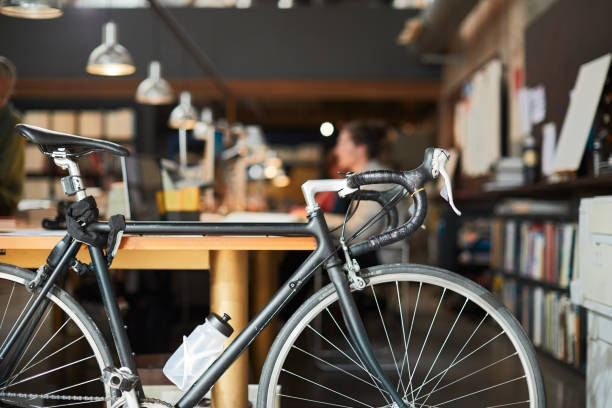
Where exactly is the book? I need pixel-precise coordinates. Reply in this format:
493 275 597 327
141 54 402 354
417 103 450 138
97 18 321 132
533 287 544 347
503 221 517 272
493 218 576 287
559 224 576 288
532 231 545 280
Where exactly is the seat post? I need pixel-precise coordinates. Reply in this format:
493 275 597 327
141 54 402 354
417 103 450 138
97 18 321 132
52 148 87 201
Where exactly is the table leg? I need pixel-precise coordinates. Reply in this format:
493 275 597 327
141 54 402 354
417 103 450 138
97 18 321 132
251 251 280 379
210 250 249 408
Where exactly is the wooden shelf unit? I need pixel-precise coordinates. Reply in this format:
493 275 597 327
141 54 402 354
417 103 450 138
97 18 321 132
446 178 598 374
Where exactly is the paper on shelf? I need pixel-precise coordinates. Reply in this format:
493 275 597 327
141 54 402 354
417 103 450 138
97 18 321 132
541 122 557 177
552 53 612 173
529 85 547 125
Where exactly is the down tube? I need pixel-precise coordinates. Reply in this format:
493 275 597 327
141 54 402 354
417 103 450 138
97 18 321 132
176 245 329 408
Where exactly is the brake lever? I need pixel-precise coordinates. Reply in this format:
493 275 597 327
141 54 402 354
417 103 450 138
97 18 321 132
439 166 462 216
432 148 462 216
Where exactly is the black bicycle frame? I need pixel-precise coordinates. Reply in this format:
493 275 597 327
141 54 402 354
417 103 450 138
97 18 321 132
0 209 409 408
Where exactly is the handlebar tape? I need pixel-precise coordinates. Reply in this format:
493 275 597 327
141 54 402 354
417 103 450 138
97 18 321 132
346 148 435 257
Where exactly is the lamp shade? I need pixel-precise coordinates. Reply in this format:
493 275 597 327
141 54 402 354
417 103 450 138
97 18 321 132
0 0 62 19
135 61 174 105
193 107 214 140
168 91 198 130
86 21 135 76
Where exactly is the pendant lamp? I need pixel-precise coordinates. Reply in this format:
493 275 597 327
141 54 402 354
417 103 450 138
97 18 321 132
0 0 62 19
168 91 198 130
169 91 198 168
86 21 135 76
193 107 214 139
135 61 174 105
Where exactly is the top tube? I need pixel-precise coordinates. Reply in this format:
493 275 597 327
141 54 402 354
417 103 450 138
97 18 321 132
87 219 316 237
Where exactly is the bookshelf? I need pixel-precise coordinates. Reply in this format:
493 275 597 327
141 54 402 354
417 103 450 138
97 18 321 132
444 178 612 375
498 270 569 294
489 215 585 373
456 174 612 201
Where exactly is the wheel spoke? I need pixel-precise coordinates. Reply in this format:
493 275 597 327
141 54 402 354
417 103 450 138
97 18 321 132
40 378 102 398
370 284 406 394
15 335 85 385
3 355 95 389
395 281 414 397
484 400 530 407
281 368 374 408
0 270 109 408
292 345 387 392
278 393 357 408
324 308 391 403
407 288 446 401
431 375 526 407
3 319 75 387
399 281 421 399
7 305 54 383
0 293 34 350
325 308 372 375
306 325 369 375
412 297 468 402
0 282 16 332
413 352 519 403
406 314 490 400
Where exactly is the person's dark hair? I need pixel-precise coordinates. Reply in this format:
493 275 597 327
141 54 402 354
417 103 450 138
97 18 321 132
342 120 387 159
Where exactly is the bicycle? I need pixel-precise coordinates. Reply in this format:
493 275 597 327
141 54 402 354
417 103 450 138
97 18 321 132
0 123 545 408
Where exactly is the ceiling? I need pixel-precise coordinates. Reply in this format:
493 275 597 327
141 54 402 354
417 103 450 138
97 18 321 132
2 5 439 126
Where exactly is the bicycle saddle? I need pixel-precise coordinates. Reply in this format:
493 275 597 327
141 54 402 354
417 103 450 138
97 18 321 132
15 124 130 157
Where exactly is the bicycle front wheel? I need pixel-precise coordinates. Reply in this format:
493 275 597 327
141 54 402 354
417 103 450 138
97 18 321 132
258 264 545 408
0 263 114 408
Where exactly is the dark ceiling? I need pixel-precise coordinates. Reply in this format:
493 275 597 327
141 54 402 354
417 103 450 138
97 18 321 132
2 6 439 127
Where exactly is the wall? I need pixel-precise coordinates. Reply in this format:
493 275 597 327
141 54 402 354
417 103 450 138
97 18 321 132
437 0 527 156
525 0 612 135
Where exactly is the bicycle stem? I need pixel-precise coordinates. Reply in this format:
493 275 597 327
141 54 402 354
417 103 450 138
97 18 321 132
326 261 409 408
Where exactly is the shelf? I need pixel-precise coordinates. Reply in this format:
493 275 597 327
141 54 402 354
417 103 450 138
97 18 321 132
496 270 570 294
535 347 585 376
456 174 612 202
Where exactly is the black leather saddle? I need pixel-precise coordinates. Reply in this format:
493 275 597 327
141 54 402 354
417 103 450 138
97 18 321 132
15 124 129 157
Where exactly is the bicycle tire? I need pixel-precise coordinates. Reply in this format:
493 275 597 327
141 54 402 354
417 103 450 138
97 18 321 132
0 263 115 407
258 264 546 408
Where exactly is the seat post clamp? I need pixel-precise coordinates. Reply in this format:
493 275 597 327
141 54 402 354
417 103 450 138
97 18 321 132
52 149 87 201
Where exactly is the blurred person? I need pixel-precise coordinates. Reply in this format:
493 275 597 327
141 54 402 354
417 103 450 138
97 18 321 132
0 56 24 216
329 120 392 248
279 121 392 319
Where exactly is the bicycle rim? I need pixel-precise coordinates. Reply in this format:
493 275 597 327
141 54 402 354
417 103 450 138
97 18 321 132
258 264 545 408
0 264 113 408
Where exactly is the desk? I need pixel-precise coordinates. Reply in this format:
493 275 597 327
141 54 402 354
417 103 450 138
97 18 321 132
0 231 317 408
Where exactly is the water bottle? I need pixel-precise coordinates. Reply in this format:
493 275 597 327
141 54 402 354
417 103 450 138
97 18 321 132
163 313 234 390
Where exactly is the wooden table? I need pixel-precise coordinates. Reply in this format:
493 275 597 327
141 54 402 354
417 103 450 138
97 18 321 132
0 230 317 408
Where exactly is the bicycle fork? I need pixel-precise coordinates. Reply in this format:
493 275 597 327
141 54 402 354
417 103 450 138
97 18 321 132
326 261 409 408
